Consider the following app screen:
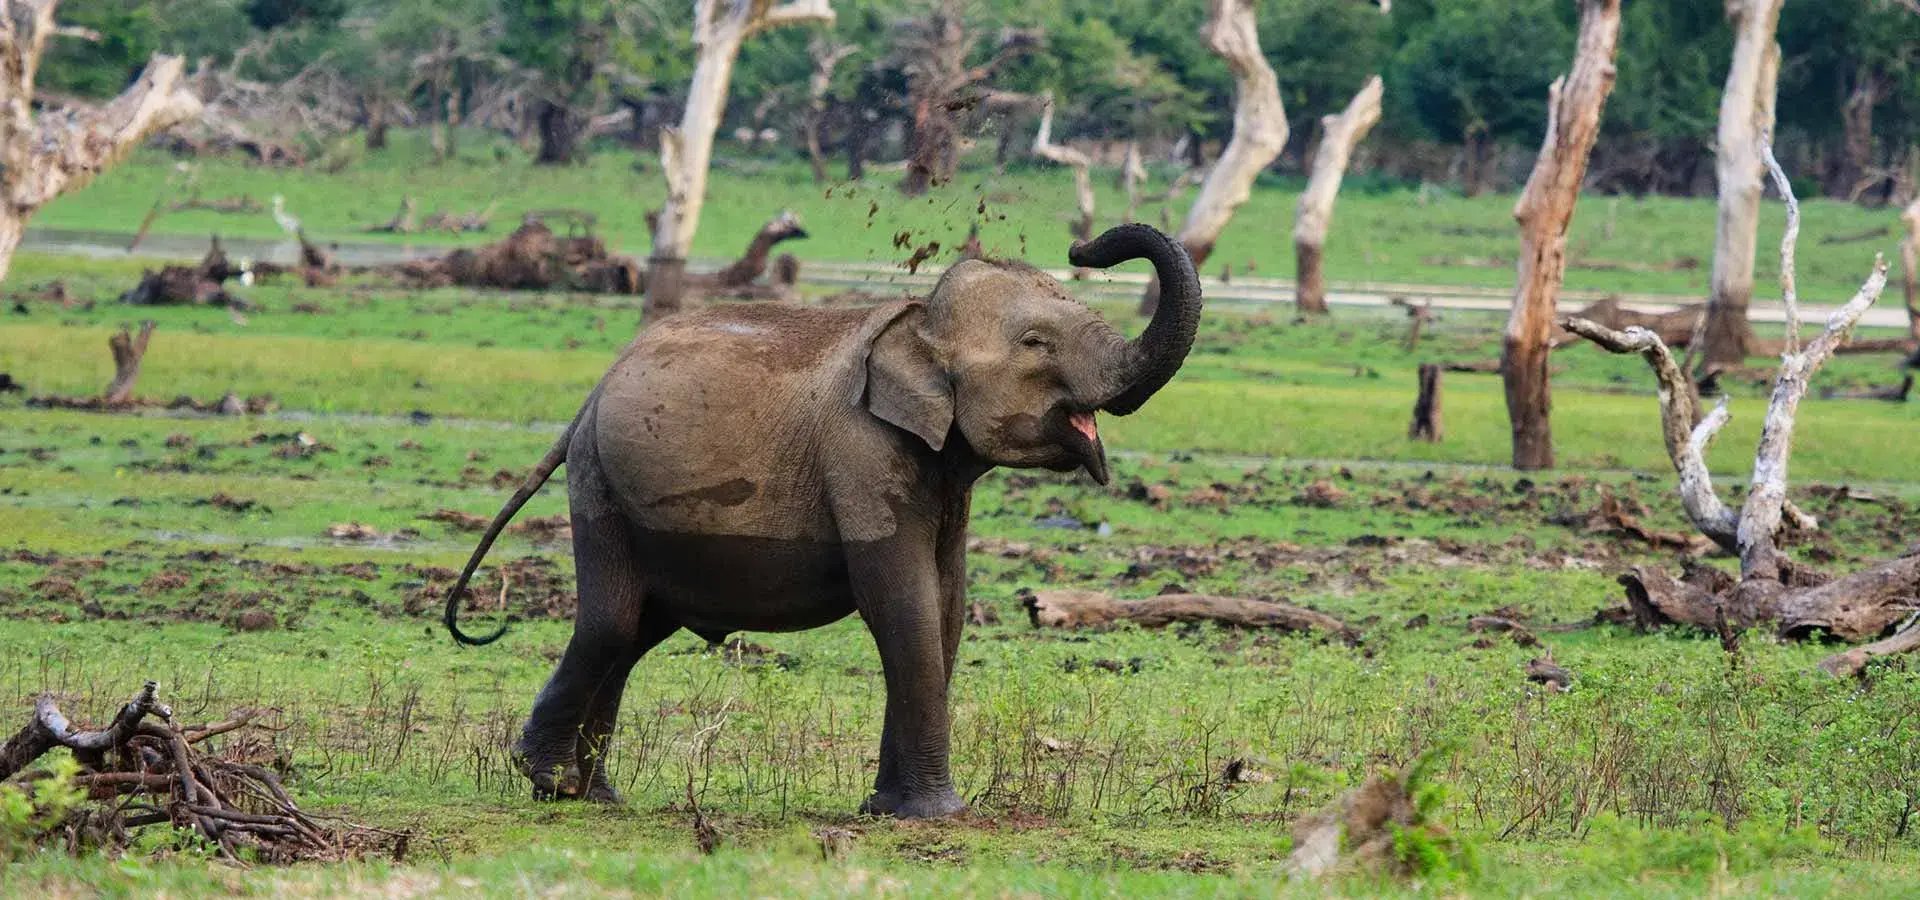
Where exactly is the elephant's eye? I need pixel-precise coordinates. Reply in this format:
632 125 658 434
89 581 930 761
1019 332 1052 351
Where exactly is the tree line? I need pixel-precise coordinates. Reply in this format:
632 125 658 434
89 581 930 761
45 0 1920 202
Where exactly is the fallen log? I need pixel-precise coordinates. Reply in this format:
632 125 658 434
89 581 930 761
1557 296 1702 348
1020 588 1355 641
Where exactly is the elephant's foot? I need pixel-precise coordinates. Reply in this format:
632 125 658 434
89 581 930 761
860 787 967 819
581 773 625 805
511 734 582 801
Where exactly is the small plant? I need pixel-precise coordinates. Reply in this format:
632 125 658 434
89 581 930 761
0 755 85 860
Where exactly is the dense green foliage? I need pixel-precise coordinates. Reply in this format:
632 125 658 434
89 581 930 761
38 0 1920 198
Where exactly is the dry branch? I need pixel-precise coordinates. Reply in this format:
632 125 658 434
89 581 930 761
1293 75 1382 316
1031 93 1094 275
2 683 402 862
1501 0 1621 471
1573 143 1918 673
1141 0 1287 314
1021 588 1354 641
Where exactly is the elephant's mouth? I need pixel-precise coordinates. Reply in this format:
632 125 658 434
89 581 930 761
1059 408 1109 486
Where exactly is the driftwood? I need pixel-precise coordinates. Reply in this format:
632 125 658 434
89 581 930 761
1021 588 1355 641
1567 142 1919 675
0 682 404 862
1819 373 1912 402
1557 297 1702 348
120 236 247 307
1501 0 1621 471
396 220 643 294
1408 363 1442 442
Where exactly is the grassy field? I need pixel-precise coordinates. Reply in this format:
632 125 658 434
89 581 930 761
29 129 1919 302
2 148 1920 896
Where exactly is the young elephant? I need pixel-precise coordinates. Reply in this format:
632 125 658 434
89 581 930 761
444 223 1201 818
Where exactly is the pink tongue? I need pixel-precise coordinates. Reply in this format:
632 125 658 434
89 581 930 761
1068 411 1098 443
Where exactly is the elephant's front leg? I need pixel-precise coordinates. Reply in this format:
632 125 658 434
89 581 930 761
847 538 967 819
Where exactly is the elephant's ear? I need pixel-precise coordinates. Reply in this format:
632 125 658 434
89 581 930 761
858 304 954 451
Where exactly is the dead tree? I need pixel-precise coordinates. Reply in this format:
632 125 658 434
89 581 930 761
1502 0 1621 471
1119 141 1148 223
1903 195 1920 360
893 4 1040 197
803 37 856 185
1392 297 1433 351
0 2 202 281
1698 0 1784 376
704 210 810 289
1408 363 1442 442
646 0 836 321
103 322 156 405
1565 146 1918 678
1030 93 1094 277
1141 0 1287 316
1293 75 1383 317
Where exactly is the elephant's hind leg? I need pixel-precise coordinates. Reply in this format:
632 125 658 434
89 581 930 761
514 422 676 801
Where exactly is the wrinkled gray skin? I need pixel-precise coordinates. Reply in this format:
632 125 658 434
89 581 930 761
445 224 1201 818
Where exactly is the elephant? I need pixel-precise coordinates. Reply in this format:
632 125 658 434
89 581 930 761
443 223 1202 818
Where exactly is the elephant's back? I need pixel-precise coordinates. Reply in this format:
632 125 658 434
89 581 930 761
591 303 903 540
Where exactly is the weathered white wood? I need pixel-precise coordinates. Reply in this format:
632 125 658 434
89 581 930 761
1700 0 1785 371
1292 75 1382 315
0 0 201 281
1120 142 1147 223
647 0 834 318
1561 319 1739 551
1501 0 1621 471
1031 93 1094 263
1143 0 1286 313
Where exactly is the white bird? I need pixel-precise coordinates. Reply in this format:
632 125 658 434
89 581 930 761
271 194 301 236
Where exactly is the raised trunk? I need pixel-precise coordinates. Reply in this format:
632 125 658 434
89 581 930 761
647 0 837 321
1140 0 1288 316
1292 75 1383 317
1071 224 1203 415
1501 0 1621 472
1699 0 1783 375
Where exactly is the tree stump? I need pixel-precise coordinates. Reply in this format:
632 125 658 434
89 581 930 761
1408 364 1442 442
104 322 156 406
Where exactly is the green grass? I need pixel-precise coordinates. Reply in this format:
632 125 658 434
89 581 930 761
26 128 1915 302
3 151 1920 895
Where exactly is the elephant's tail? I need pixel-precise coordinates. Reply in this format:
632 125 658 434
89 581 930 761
444 393 592 646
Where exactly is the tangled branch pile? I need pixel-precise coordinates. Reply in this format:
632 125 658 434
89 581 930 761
0 682 405 863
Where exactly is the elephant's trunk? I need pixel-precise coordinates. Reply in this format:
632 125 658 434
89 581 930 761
1069 224 1203 416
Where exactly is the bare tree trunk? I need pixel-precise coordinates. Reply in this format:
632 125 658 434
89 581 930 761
1501 0 1620 471
1836 67 1882 200
646 0 836 321
1408 363 1442 442
1120 141 1147 223
804 38 854 185
1903 196 1920 351
1031 93 1094 277
0 3 201 282
534 99 583 165
363 97 389 151
104 321 156 405
1293 75 1383 317
1140 0 1288 315
1699 0 1784 375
